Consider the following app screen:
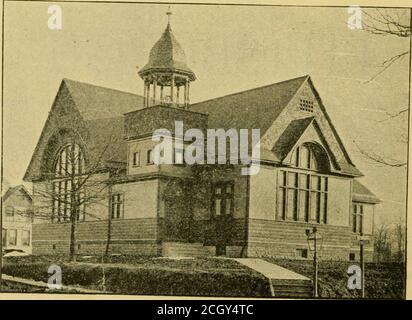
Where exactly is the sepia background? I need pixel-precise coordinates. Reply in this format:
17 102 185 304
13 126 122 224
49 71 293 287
1 3 409 238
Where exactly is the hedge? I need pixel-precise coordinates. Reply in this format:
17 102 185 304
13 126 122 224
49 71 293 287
265 258 405 299
2 261 271 297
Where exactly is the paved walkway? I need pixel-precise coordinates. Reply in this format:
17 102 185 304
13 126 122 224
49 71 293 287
234 258 310 281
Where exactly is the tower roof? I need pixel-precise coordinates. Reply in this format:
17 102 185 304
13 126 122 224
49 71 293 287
138 23 196 81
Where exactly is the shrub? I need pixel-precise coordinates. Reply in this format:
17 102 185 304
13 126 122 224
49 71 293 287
2 258 270 297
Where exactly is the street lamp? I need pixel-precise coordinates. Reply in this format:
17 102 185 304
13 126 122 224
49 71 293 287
306 227 323 298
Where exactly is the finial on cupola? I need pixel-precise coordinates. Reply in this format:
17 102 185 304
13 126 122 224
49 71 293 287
166 6 172 26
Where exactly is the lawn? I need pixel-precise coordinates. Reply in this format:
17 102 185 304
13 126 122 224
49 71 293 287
2 255 405 298
265 258 405 299
1 255 271 297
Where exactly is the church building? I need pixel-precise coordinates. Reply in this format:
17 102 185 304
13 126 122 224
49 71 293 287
23 14 380 261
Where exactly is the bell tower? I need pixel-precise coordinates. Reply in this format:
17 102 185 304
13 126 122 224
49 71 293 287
138 8 196 109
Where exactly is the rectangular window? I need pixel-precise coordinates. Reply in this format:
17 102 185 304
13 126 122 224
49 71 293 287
8 229 17 246
147 149 154 165
132 151 140 166
299 98 314 113
212 182 234 216
352 204 363 234
299 190 309 222
5 206 14 217
296 248 308 259
287 189 298 220
110 194 124 219
277 170 328 224
22 230 30 246
277 187 286 220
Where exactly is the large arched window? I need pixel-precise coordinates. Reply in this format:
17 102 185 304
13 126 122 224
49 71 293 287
290 142 330 172
52 143 86 223
277 142 329 224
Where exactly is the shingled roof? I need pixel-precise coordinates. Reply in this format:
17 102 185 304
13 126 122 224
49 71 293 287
138 23 196 81
352 180 381 204
63 79 144 120
24 79 142 181
190 75 308 133
25 75 363 180
272 116 315 160
2 185 32 202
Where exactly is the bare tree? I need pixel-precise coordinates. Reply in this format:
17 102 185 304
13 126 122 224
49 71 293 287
23 104 124 262
393 220 406 263
363 9 410 84
356 9 410 168
373 223 391 263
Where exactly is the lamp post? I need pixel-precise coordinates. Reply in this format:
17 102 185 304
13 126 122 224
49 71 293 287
306 227 323 298
357 232 370 298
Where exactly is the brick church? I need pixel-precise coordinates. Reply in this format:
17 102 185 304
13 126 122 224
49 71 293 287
24 15 380 261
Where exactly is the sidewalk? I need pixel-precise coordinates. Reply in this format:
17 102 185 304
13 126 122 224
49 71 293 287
234 258 310 281
234 258 312 297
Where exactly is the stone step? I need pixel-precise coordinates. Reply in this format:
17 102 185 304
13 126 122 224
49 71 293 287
274 291 313 298
271 281 313 298
234 258 313 298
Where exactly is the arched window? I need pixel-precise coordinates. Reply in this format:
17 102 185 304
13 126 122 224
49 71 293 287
54 143 85 177
52 143 86 223
277 142 329 224
290 142 329 172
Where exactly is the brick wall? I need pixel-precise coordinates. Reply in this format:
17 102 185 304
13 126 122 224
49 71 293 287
191 218 247 246
32 218 161 256
247 219 373 261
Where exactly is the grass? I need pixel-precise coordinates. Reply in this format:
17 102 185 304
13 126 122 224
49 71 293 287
2 255 405 298
2 255 270 297
265 258 405 299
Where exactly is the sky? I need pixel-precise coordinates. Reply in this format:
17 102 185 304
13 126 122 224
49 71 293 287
2 2 410 226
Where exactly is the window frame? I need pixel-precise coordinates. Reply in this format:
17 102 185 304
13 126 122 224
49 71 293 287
110 193 124 220
5 206 14 217
51 143 87 223
211 181 235 217
132 151 140 167
21 230 30 247
276 169 328 224
147 149 154 165
296 248 308 259
352 203 364 234
7 229 17 246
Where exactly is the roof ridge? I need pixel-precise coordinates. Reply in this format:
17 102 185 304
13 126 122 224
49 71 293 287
2 185 32 201
190 74 309 107
62 78 142 98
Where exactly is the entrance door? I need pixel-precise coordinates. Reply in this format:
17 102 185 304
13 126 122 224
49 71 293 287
212 182 234 256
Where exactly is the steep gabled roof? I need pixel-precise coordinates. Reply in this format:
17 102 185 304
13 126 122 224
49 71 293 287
24 80 140 181
63 79 144 120
2 185 32 202
25 75 363 181
352 180 381 204
273 116 315 160
190 75 308 134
